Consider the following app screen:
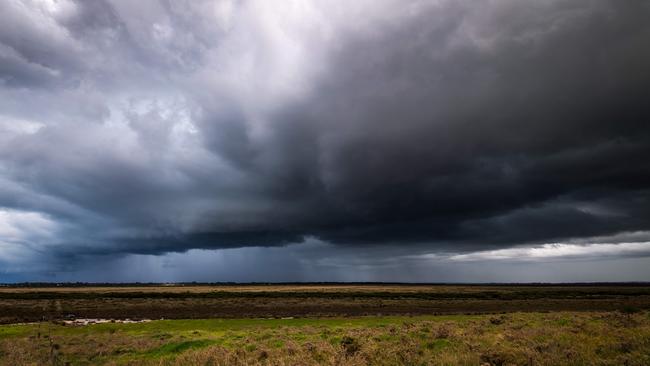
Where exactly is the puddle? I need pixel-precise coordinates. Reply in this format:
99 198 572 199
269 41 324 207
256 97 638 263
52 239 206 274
62 318 152 326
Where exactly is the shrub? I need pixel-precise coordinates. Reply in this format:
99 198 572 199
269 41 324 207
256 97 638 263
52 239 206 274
340 336 360 356
620 306 641 315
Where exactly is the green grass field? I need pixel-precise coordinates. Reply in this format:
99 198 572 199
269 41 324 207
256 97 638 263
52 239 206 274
2 311 650 365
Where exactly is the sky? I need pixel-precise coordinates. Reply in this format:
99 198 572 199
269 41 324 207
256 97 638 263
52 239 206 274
1 0 650 283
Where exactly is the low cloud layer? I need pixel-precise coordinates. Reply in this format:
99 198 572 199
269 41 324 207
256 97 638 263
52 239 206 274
1 0 650 280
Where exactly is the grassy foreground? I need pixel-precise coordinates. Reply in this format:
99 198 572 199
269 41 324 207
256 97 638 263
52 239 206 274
1 312 650 365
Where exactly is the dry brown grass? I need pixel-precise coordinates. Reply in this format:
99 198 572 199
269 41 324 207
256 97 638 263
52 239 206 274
1 311 649 365
140 313 650 366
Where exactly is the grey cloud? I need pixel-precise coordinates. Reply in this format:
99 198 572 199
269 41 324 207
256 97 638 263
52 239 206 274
8 242 650 283
1 0 650 280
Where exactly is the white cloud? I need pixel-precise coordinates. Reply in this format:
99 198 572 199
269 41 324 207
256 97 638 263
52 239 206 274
0 208 59 268
449 242 650 262
0 207 57 241
0 115 44 135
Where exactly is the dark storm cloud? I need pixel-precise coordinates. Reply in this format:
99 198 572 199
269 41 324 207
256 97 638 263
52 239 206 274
1 0 650 273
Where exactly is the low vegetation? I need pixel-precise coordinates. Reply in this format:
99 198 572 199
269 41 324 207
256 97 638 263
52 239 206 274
2 284 650 323
2 285 649 364
1 311 650 365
